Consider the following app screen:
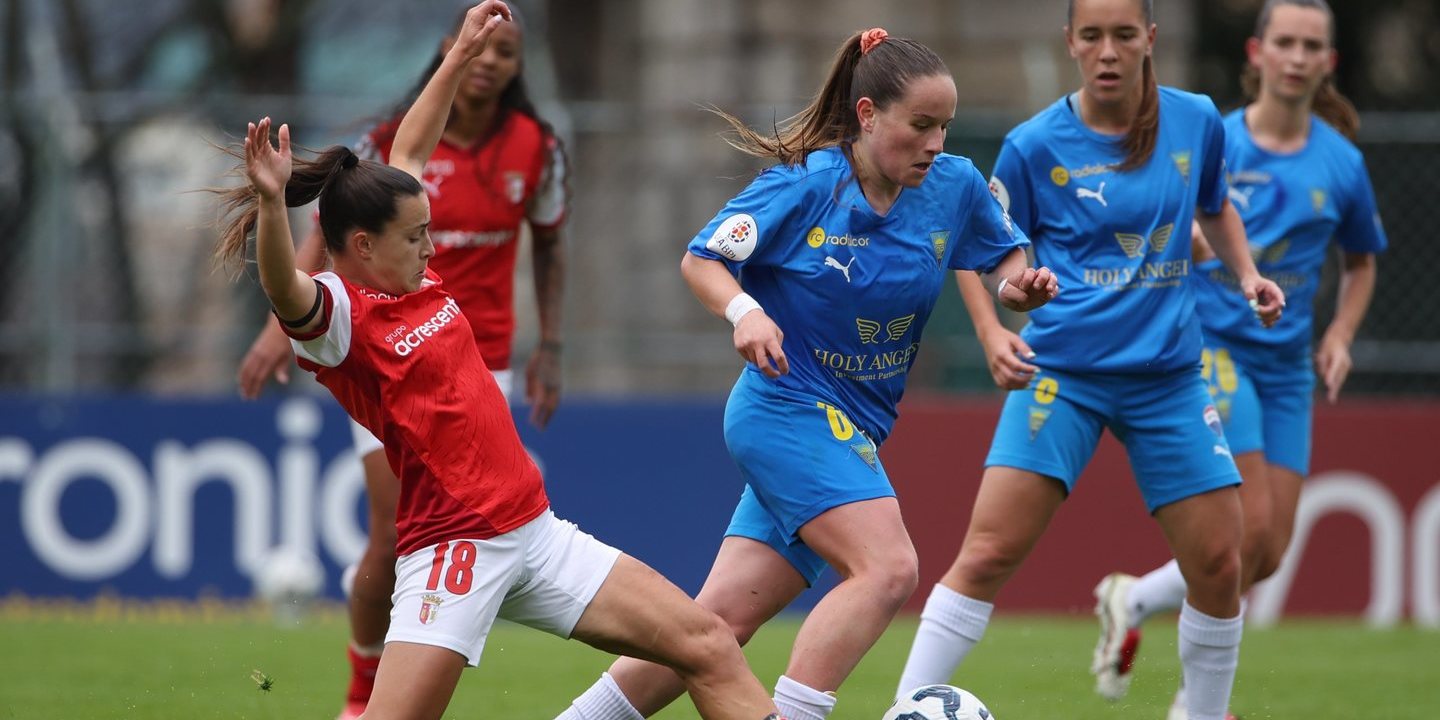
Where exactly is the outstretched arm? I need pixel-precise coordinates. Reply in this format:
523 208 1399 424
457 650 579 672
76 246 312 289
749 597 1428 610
246 117 320 334
389 1 512 179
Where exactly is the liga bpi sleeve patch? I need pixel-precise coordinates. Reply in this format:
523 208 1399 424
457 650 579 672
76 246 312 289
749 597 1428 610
704 213 759 262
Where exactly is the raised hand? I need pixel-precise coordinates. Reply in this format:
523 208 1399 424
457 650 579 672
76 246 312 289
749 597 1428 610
452 0 513 61
245 117 291 201
998 266 1059 313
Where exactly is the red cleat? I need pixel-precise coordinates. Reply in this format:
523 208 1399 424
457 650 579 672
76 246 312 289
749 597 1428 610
336 646 381 720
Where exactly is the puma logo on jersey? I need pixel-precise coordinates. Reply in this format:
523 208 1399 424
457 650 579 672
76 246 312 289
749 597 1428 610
1228 186 1255 212
824 256 856 283
421 175 444 198
1076 182 1107 207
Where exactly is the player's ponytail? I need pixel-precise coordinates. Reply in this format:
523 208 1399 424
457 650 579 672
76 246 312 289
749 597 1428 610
711 28 947 166
1117 54 1159 171
1243 0 1359 140
212 144 422 272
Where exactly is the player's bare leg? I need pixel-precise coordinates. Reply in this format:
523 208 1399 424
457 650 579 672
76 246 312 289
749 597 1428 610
340 450 400 720
1156 486 1244 720
784 497 918 690
359 642 465 720
569 554 781 720
569 537 806 718
897 467 1066 695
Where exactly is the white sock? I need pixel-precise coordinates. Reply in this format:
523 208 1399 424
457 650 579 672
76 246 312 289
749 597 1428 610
1127 559 1187 627
1177 601 1243 720
554 672 644 720
896 584 994 697
773 675 836 720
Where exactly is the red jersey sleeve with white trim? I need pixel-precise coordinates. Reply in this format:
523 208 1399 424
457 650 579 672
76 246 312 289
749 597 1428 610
527 136 568 229
286 273 352 366
281 269 548 552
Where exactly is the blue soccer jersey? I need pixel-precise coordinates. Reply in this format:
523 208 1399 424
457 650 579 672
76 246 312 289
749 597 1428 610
1194 111 1388 355
988 87 1229 373
688 147 1027 443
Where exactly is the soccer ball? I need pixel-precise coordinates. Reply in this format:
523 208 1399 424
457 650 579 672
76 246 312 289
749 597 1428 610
882 684 994 720
252 546 325 624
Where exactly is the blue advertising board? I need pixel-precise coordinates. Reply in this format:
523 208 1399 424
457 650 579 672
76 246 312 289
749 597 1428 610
0 394 835 606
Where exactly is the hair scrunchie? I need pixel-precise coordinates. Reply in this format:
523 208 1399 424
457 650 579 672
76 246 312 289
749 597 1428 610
860 27 888 55
341 149 359 169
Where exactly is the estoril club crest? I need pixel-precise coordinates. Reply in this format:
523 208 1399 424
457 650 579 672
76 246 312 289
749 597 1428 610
930 231 949 266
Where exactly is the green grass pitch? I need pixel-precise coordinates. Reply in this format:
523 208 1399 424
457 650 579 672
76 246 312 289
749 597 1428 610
1 606 1435 718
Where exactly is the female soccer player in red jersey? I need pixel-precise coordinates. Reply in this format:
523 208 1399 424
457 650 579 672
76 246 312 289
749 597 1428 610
233 6 567 717
215 5 781 720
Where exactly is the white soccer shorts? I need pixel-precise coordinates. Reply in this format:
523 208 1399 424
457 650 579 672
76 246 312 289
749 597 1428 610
384 509 621 666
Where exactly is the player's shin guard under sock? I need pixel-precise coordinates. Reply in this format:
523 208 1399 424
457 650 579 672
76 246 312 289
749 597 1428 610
554 672 644 720
896 584 994 697
1178 601 1243 720
773 675 836 720
1127 559 1187 627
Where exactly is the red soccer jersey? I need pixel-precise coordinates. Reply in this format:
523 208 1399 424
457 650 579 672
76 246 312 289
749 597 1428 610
285 269 548 554
356 111 566 371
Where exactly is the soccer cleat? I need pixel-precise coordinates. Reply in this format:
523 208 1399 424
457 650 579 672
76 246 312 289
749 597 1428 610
335 646 381 720
1166 688 1241 720
1091 572 1142 701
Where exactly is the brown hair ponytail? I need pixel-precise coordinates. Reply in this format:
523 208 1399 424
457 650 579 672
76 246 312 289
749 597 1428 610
1118 55 1159 170
711 28 947 166
212 144 422 272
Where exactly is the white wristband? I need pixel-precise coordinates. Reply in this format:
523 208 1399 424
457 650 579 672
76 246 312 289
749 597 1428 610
997 277 1011 300
724 292 762 327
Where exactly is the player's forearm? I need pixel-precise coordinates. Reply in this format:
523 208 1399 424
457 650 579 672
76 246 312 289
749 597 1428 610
681 252 746 320
1197 200 1261 285
956 270 1007 341
255 196 315 320
390 52 469 178
1325 252 1377 345
531 227 565 345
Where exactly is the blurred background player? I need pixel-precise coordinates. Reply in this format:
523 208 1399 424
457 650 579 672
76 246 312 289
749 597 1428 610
1089 1 1387 717
894 2 1287 720
213 5 785 719
233 5 568 718
556 27 1054 720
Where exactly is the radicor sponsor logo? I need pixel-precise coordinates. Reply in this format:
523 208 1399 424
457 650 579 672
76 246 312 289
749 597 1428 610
806 226 870 249
1052 162 1115 187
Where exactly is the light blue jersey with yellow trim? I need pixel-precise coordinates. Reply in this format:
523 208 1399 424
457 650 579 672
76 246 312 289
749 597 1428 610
988 87 1228 373
1195 111 1387 356
688 147 1026 443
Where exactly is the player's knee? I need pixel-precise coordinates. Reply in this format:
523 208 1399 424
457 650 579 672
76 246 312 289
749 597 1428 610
954 534 1024 587
1187 542 1242 594
675 609 745 675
